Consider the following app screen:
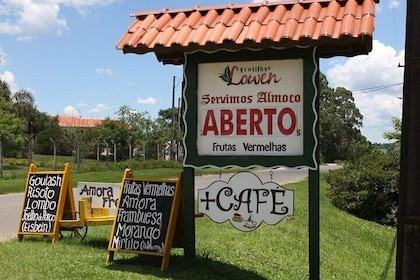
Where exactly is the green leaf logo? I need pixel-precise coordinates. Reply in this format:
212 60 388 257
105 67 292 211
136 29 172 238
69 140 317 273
219 66 231 83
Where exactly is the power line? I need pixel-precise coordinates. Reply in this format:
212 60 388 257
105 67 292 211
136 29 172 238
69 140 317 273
391 0 400 52
351 82 403 94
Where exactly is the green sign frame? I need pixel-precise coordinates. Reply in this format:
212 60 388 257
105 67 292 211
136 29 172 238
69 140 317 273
183 47 318 169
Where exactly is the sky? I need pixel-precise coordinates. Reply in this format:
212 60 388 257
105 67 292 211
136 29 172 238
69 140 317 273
0 0 406 143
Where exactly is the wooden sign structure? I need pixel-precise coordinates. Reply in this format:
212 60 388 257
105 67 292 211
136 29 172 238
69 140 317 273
17 163 76 244
107 169 183 271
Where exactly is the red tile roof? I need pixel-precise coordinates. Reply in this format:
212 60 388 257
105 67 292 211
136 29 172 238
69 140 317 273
116 0 379 64
58 116 102 128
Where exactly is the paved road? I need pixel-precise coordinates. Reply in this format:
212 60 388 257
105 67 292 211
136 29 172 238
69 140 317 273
0 192 22 242
0 165 338 241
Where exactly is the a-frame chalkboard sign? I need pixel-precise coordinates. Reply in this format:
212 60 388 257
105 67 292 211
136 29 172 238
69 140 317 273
107 169 183 271
17 163 76 243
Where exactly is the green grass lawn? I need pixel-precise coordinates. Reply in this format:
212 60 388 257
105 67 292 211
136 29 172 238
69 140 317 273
0 154 247 194
0 168 183 194
0 176 396 279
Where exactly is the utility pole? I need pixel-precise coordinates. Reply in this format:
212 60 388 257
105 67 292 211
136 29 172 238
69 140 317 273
0 141 3 177
171 75 176 161
50 137 57 170
396 0 420 278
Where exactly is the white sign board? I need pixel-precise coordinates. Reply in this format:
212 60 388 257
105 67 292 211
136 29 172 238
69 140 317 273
198 172 294 231
197 59 303 156
75 182 120 213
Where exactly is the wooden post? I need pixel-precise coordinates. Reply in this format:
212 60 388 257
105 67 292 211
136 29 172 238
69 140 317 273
396 0 420 277
308 60 320 280
183 166 196 258
309 168 320 280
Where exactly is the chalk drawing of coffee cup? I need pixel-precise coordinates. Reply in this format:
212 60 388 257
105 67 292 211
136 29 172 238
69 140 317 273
244 216 257 229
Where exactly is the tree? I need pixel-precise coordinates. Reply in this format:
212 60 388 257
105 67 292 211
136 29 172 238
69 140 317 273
383 117 401 143
88 118 132 161
155 107 183 160
0 80 25 157
326 148 399 226
0 112 25 157
114 105 184 160
0 79 12 102
319 73 365 162
33 126 73 156
12 89 56 138
115 105 154 158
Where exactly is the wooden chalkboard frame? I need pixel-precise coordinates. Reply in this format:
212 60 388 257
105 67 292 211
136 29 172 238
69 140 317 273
17 163 75 243
107 169 183 271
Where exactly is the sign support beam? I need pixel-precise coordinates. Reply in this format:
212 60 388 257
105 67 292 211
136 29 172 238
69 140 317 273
396 0 420 277
183 166 196 258
309 168 320 280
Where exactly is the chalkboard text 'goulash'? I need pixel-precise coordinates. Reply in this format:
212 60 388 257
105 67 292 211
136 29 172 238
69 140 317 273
110 179 176 253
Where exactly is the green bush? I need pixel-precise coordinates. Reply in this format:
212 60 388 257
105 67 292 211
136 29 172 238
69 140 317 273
3 158 29 166
2 156 184 177
69 159 183 173
326 149 399 226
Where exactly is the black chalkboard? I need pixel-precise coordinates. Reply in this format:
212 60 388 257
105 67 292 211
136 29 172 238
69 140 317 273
107 170 182 270
18 163 73 243
19 173 63 233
